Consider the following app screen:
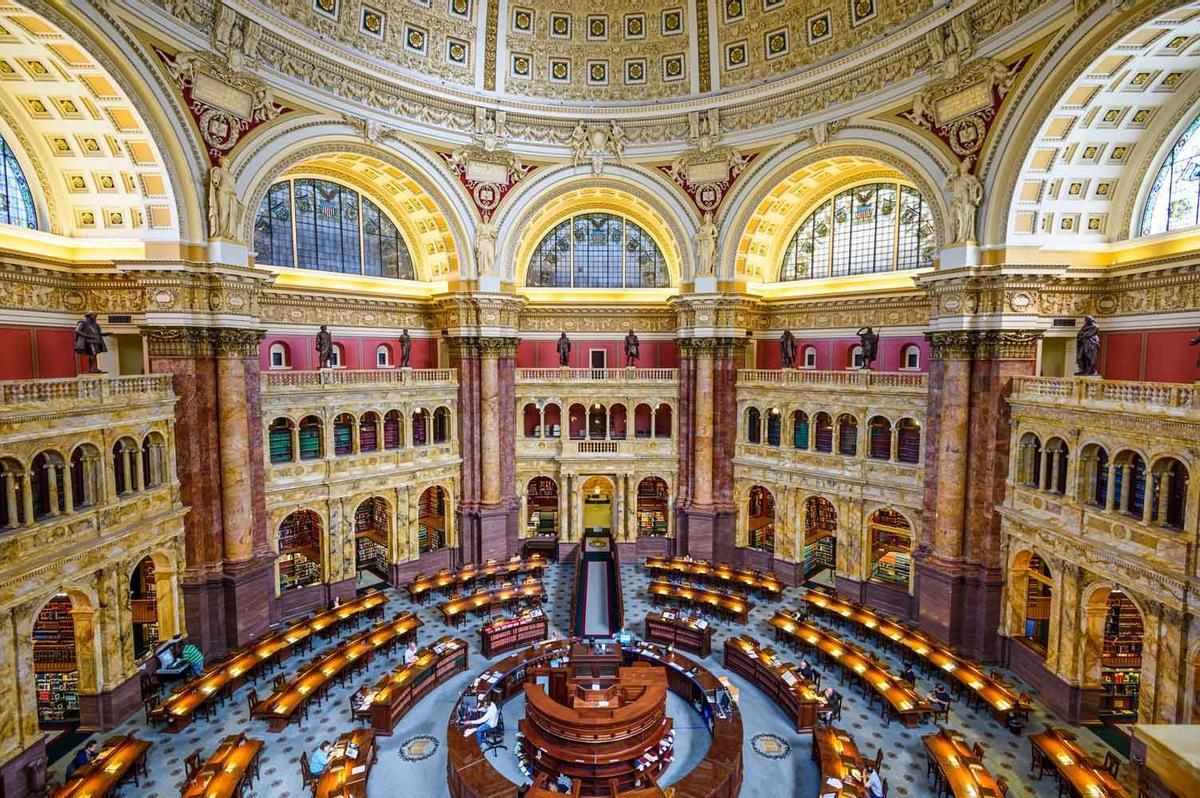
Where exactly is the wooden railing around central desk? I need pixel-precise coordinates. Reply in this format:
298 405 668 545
368 636 469 735
723 634 822 732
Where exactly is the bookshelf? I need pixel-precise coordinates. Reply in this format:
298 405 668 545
279 511 322 591
383 414 402 449
356 536 388 575
527 477 559 536
480 612 548 657
298 421 322 460
637 479 669 537
268 421 292 463
130 559 159 658
34 596 79 725
868 508 912 588
1100 590 1143 718
803 536 835 577
793 415 809 449
419 487 446 553
334 417 354 455
897 421 921 463
359 419 378 451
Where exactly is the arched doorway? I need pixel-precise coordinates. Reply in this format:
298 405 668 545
1083 587 1145 722
353 497 390 580
1018 553 1053 656
803 497 837 579
33 594 80 728
746 486 775 552
418 486 448 553
581 476 613 533
526 477 559 536
129 557 160 659
636 477 669 537
868 508 913 590
278 510 323 593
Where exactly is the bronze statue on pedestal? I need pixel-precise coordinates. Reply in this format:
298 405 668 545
74 312 106 374
316 325 335 368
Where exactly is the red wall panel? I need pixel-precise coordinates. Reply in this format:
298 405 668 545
516 339 676 368
756 335 928 372
0 327 34 379
35 329 79 378
1143 330 1200 383
1099 332 1143 382
259 334 438 370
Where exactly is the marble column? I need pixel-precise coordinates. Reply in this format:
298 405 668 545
480 354 501 505
3 472 17 527
20 473 33 525
692 348 714 507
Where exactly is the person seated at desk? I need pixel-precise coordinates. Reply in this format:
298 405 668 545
817 687 840 725
401 640 419 665
351 684 371 713
865 765 885 798
928 684 951 712
899 661 917 685
65 740 97 778
310 741 334 776
180 641 205 676
798 658 814 680
462 698 499 747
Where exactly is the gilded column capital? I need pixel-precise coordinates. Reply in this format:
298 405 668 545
212 328 267 358
924 330 979 360
140 326 216 358
976 330 1042 361
675 336 745 356
476 336 520 358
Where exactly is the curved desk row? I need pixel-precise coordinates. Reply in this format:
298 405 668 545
647 580 753 624
368 635 469 735
446 640 743 798
441 580 546 625
407 556 549 602
812 726 868 797
643 557 784 597
723 634 822 732
643 611 715 658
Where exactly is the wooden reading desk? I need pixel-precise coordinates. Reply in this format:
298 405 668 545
723 634 822 732
647 580 753 624
802 590 1031 725
644 611 715 658
1030 727 1129 797
151 590 387 732
769 609 930 727
314 728 377 798
480 610 548 657
180 733 263 798
54 735 150 798
812 725 868 797
252 611 422 732
643 557 784 597
440 579 545 625
405 555 548 603
368 635 469 735
922 727 1003 798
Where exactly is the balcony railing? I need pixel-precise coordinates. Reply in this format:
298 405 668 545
1011 376 1198 413
737 369 927 391
0 374 174 409
517 368 678 382
263 368 457 390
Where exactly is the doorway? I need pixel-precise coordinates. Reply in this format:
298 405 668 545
581 476 613 533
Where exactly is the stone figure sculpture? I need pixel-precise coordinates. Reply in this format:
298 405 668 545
946 158 983 243
1076 316 1100 376
399 329 412 368
695 212 718 276
207 156 242 240
557 332 571 367
780 330 797 368
475 219 497 276
316 325 334 368
624 330 640 367
74 312 107 374
857 326 880 370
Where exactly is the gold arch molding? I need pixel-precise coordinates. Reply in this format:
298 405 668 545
512 185 683 292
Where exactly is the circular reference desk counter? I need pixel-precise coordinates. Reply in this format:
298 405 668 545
446 639 743 798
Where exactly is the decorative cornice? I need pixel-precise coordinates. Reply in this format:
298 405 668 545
141 326 215 358
925 330 980 360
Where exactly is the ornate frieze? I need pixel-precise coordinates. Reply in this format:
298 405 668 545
658 128 757 215
519 306 678 334
760 294 930 332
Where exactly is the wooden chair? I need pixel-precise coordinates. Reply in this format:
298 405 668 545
272 673 287 691
1103 751 1121 777
142 696 161 727
972 741 986 760
246 688 260 716
184 750 203 782
996 775 1010 797
873 747 885 771
299 752 316 791
930 704 950 725
882 777 889 796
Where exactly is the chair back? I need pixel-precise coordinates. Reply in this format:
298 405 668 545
882 776 889 796
972 741 985 759
247 688 260 715
873 747 884 770
185 750 203 781
996 775 1010 797
299 751 314 786
273 673 287 690
1103 752 1121 777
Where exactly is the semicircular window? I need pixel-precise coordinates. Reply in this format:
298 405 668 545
0 135 36 229
253 178 415 279
526 212 669 288
1140 113 1200 236
779 182 935 281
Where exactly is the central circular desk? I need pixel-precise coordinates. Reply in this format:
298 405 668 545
446 639 743 798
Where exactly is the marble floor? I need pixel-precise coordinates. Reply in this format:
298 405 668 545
45 559 1132 797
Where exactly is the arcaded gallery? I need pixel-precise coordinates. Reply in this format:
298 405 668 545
2 0 1200 796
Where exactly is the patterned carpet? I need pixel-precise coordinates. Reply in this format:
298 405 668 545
47 559 1131 797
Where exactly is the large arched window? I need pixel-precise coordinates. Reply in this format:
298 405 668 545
253 178 415 279
0 135 36 229
526 212 669 288
779 182 934 280
1141 113 1200 235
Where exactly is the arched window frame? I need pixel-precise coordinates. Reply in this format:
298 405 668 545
779 181 936 281
1140 111 1200 236
253 177 416 279
268 342 290 370
801 346 817 369
0 134 37 230
901 344 920 370
376 344 393 368
525 212 670 288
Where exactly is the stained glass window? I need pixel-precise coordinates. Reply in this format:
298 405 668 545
780 182 934 281
1140 113 1200 236
252 178 414 279
526 212 669 288
0 136 36 229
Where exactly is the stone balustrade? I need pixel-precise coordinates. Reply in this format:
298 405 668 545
1011 376 1198 415
516 367 678 383
0 374 174 411
262 367 456 391
737 368 927 394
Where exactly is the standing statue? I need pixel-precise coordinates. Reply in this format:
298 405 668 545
73 312 107 374
1075 315 1100 376
624 329 640 367
475 219 497 276
857 326 881 370
779 329 797 368
945 158 983 243
1189 328 1200 366
315 325 334 369
207 156 242 240
556 332 571 367
694 211 718 276
399 328 412 368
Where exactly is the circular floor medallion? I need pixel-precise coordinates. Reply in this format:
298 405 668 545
399 735 440 761
751 733 792 760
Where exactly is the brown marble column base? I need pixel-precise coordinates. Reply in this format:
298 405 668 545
833 577 915 617
1004 636 1101 723
182 573 228 657
914 557 1003 662
390 547 455 585
221 556 275 650
0 737 47 798
78 669 142 731
678 508 715 561
458 504 516 563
